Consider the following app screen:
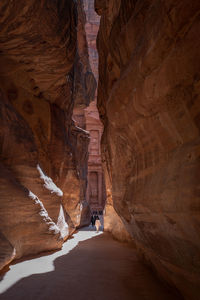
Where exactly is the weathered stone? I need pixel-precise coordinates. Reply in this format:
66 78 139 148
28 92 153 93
83 0 100 81
96 0 200 298
0 232 15 272
74 0 106 213
85 100 106 211
0 0 95 270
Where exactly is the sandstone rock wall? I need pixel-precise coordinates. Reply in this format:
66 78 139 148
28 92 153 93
73 0 106 214
96 0 200 298
0 0 95 270
64 0 97 228
83 0 100 81
102 164 131 242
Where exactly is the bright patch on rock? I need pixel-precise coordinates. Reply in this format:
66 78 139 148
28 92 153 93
57 205 69 239
36 164 63 196
28 191 60 235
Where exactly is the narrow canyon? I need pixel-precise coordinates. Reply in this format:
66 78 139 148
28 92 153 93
0 1 200 299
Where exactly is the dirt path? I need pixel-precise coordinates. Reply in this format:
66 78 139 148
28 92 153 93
0 227 181 300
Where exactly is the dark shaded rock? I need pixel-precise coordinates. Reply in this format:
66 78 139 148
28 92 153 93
96 0 200 298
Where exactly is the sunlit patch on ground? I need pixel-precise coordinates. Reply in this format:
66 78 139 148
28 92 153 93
0 227 103 294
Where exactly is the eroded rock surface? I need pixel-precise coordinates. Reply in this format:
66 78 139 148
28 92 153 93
83 0 100 81
96 0 200 298
73 0 106 214
0 0 95 270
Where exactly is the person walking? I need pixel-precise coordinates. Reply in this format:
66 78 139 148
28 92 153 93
91 215 95 227
95 215 101 233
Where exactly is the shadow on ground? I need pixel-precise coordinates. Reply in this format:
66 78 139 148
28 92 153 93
79 225 103 231
0 230 182 300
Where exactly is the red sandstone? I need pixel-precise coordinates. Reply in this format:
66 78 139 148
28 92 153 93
96 0 200 298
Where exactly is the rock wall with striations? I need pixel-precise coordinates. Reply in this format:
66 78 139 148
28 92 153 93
0 0 95 270
63 0 96 229
95 0 200 298
73 0 106 214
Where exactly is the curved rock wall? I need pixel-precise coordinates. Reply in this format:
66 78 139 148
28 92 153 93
63 0 96 228
0 0 95 270
96 0 200 298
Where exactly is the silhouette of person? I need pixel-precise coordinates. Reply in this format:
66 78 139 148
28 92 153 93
91 215 95 227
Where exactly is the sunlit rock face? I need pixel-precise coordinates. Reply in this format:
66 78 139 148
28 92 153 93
103 167 131 243
96 0 200 298
0 0 95 270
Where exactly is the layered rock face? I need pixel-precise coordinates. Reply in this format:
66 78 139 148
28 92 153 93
96 0 200 298
83 0 100 81
64 0 96 228
82 1 106 212
0 0 95 270
74 0 106 213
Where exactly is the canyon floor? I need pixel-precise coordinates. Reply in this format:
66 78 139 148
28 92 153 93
0 227 182 300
